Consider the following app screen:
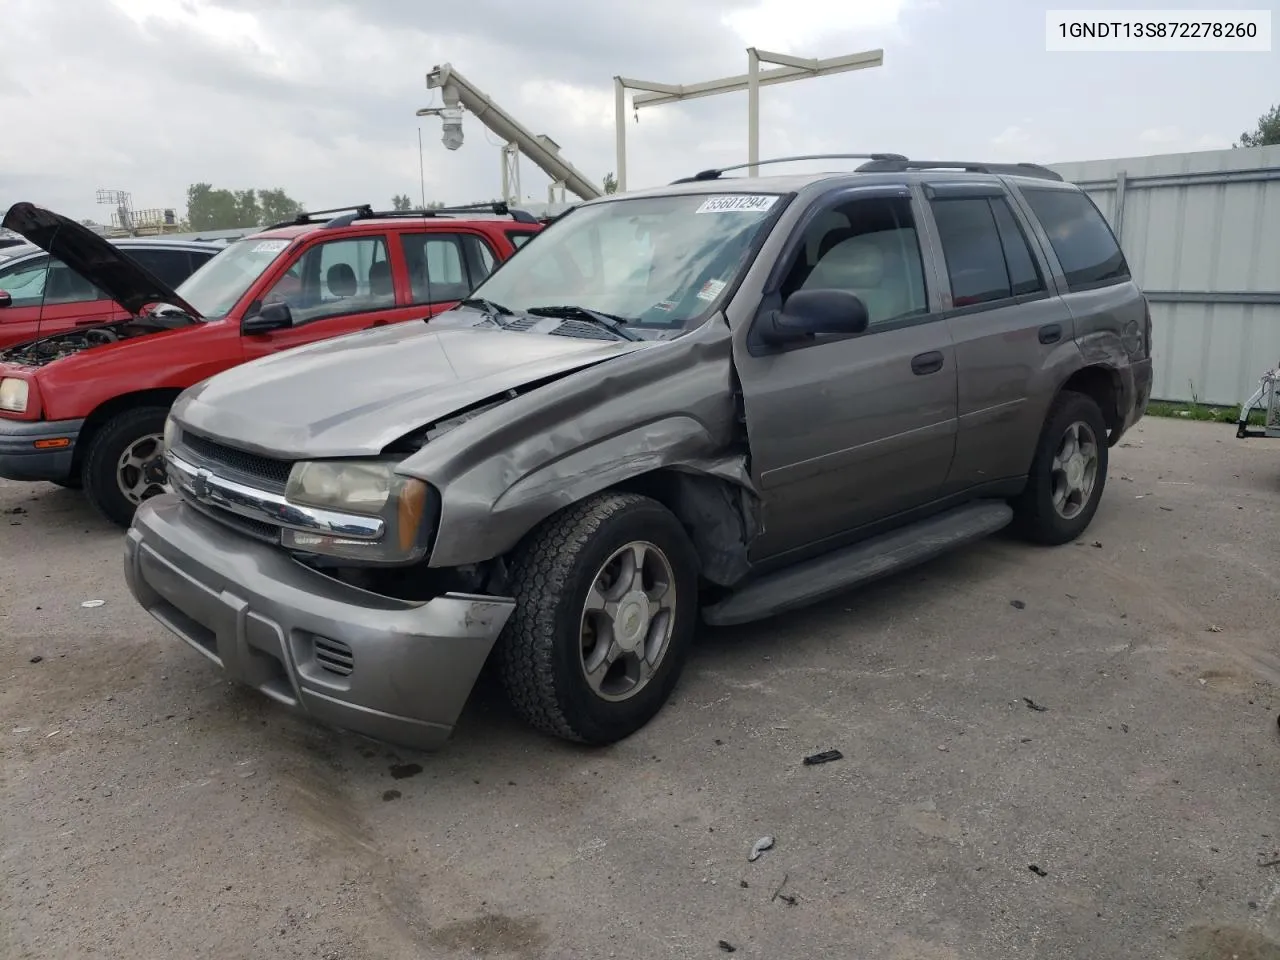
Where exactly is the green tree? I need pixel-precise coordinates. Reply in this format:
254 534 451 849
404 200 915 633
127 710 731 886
186 183 241 230
602 171 618 194
391 193 414 211
186 183 304 229
259 188 304 225
233 189 260 228
1235 102 1280 147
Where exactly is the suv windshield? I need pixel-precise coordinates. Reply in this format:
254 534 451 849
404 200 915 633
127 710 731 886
465 192 784 330
175 236 292 319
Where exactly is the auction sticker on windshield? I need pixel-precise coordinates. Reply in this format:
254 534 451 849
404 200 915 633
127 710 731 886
695 195 778 214
252 240 289 253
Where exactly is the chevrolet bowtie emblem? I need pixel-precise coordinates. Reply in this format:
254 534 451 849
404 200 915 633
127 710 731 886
190 468 212 500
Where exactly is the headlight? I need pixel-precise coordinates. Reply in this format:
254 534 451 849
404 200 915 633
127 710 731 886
162 415 177 454
281 459 437 564
0 378 29 413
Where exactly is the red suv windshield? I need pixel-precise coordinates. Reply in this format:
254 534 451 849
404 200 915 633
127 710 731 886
175 236 292 319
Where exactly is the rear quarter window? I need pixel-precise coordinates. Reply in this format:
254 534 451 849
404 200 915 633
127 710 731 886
1020 187 1130 291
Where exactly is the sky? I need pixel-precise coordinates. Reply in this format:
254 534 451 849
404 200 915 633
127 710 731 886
0 0 1274 224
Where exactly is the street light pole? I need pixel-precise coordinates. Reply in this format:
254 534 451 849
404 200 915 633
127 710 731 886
614 47 884 191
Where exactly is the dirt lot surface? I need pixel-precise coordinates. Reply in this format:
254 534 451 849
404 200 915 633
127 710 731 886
2 416 1279 960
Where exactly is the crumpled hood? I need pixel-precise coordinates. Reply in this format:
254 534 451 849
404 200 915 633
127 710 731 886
174 321 651 458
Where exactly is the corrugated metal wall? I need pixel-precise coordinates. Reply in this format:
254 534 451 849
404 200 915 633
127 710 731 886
1049 144 1280 406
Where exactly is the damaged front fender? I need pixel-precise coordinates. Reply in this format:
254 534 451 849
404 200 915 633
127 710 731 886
396 317 761 583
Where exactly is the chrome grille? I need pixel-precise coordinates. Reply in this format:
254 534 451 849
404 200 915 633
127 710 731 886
178 430 293 492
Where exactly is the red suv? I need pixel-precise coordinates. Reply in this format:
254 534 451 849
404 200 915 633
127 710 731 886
0 201 543 526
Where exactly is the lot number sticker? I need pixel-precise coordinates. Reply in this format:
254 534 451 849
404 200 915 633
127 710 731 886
695 195 778 214
696 279 727 301
252 240 289 254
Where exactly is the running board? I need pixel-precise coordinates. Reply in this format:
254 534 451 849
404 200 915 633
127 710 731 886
702 500 1014 627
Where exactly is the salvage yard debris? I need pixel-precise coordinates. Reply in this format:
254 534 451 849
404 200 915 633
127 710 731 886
1023 697 1048 712
748 836 774 862
802 749 843 766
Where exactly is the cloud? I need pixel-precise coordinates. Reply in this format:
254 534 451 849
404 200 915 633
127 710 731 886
722 0 910 50
989 125 1057 163
0 0 1270 224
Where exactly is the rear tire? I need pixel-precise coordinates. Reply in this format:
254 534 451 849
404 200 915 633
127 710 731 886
1012 389 1109 545
82 406 171 529
495 492 700 745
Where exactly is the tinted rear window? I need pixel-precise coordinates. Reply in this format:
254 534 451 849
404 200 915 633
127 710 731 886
1020 187 1129 291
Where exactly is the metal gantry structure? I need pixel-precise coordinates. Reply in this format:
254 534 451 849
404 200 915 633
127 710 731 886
416 63 602 205
613 46 884 191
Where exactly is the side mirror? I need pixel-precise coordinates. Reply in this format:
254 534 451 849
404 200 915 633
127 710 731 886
241 300 293 335
760 288 869 346
0 291 11 308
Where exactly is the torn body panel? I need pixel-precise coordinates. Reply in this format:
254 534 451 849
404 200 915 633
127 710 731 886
1061 281 1152 443
394 317 761 579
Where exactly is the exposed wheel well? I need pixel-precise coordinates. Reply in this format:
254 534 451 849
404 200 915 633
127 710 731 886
73 388 183 475
610 468 758 589
1060 366 1121 437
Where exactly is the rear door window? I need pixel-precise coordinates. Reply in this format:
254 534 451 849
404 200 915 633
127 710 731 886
1019 187 1130 290
128 248 200 289
400 233 476 305
930 198 1012 307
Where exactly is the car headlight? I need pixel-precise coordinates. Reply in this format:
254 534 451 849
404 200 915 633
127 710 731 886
281 459 438 565
162 415 177 454
0 378 29 413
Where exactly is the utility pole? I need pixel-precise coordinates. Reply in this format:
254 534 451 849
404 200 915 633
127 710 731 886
613 47 884 190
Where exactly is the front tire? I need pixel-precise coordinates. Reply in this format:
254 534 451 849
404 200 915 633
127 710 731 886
495 492 700 745
1012 389 1109 545
82 406 172 529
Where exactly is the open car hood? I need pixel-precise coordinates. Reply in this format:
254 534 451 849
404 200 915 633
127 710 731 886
1 201 202 320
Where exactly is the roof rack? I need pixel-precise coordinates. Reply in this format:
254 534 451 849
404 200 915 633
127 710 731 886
672 153 909 184
669 154 1065 186
264 201 541 231
853 158 1064 181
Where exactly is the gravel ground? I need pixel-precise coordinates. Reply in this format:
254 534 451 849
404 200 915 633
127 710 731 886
2 416 1279 960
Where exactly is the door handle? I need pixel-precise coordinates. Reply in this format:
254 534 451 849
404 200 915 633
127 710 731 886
1038 323 1063 344
911 351 944 376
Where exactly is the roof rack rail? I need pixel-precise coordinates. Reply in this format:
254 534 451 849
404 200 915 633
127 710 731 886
264 201 541 232
671 153 909 184
262 204 375 230
853 158 1064 181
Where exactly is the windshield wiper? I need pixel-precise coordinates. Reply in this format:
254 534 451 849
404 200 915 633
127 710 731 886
525 304 639 341
457 297 514 318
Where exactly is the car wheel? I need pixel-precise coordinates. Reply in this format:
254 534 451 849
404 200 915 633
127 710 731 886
1012 389 1109 545
82 406 172 529
496 492 700 745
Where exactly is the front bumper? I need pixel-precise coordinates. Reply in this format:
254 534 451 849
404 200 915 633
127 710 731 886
123 493 516 750
0 416 83 482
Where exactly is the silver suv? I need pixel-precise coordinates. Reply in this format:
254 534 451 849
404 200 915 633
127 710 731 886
123 154 1153 750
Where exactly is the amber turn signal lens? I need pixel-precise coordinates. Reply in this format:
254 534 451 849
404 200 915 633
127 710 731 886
397 479 428 552
33 438 71 449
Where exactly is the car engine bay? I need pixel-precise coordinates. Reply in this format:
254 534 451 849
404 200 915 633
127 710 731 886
0 316 184 367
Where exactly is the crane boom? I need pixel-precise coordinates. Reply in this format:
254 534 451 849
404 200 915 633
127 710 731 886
425 63 603 202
